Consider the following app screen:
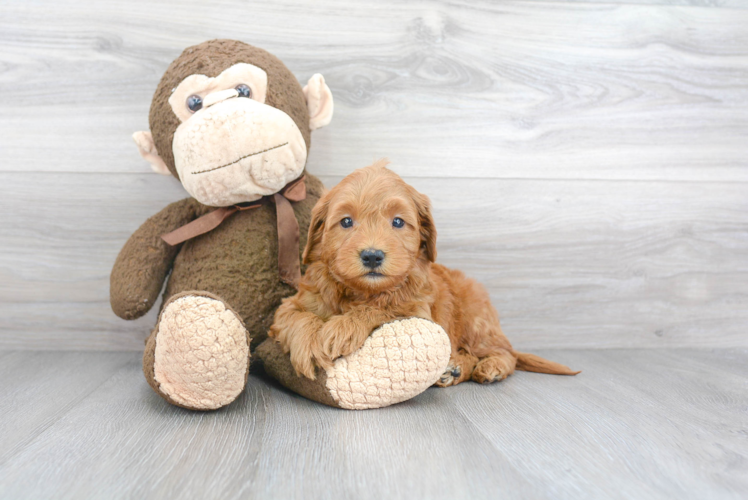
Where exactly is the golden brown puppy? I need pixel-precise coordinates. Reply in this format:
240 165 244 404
269 160 579 385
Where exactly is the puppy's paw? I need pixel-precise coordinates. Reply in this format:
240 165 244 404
289 338 332 380
472 355 515 384
289 350 318 380
434 352 479 388
436 363 462 387
319 316 369 362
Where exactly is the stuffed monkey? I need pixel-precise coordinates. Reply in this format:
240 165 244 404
112 40 449 411
111 39 332 410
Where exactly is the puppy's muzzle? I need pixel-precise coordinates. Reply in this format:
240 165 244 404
360 249 385 269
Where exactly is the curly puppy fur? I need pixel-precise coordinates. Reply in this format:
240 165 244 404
269 160 579 384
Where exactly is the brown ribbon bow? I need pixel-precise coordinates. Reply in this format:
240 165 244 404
161 176 307 289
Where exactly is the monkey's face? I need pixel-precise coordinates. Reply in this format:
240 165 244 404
134 41 333 203
166 63 306 207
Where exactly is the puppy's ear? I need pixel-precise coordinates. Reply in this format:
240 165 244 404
414 191 437 262
302 194 330 265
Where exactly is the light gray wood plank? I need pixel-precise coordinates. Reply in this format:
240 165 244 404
0 0 747 181
449 348 748 499
526 0 748 8
0 349 745 499
379 175 748 350
0 172 187 350
2 173 746 349
0 353 538 500
0 351 134 464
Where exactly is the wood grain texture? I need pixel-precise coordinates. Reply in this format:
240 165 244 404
526 0 748 7
0 349 745 499
0 351 134 463
1 0 747 350
1 173 746 349
0 0 747 181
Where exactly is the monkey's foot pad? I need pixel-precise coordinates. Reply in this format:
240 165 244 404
326 318 451 409
258 317 451 410
150 294 250 410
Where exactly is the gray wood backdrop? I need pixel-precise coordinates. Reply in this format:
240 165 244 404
1 0 747 351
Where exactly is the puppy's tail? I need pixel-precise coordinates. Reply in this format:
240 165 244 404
511 350 581 376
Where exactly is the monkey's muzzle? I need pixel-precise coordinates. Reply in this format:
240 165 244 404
172 98 307 207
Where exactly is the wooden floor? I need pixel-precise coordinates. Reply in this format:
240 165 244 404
0 349 745 500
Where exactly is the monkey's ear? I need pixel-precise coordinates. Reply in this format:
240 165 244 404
132 131 171 175
303 74 334 131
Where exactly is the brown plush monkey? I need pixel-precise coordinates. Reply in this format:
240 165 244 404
110 40 333 410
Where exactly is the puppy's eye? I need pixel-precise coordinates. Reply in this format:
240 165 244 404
392 217 405 228
340 217 353 229
186 94 203 112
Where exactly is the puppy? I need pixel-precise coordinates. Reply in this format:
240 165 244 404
269 160 579 384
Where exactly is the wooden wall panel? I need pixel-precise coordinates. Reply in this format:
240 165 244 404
1 1 747 180
0 0 746 349
1 173 745 349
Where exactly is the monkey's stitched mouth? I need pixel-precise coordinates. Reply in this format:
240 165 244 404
191 142 288 175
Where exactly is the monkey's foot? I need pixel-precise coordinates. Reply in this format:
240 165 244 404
143 291 250 410
257 317 452 410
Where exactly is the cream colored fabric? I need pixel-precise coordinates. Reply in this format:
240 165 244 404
132 131 171 175
202 88 240 108
134 63 333 194
164 62 307 207
168 63 269 123
154 295 249 410
172 96 307 207
303 73 334 131
325 318 451 410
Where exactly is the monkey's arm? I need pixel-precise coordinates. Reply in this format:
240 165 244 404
110 198 202 320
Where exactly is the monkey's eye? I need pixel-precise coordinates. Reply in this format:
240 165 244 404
340 217 353 229
392 217 405 228
186 95 203 113
235 84 252 98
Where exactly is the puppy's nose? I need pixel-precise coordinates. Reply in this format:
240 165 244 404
360 249 385 269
